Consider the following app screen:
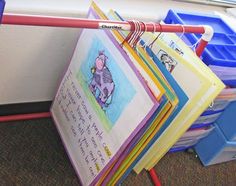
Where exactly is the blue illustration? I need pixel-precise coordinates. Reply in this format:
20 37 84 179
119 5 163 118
89 51 115 109
78 36 136 127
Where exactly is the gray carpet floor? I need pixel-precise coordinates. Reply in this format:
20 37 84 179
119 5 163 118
0 118 235 186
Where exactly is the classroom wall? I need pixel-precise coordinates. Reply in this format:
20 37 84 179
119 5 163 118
0 0 226 104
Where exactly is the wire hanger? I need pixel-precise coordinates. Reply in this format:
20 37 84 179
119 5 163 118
148 23 162 49
141 22 155 50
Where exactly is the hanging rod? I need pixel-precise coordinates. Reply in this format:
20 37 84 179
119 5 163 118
1 13 213 56
2 13 206 33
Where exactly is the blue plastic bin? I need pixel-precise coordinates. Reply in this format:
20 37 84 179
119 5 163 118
0 0 5 23
217 101 236 141
166 10 233 33
205 98 231 112
164 9 236 86
195 123 236 166
164 10 235 43
192 109 223 125
190 123 213 129
169 145 194 153
202 45 236 66
171 126 214 152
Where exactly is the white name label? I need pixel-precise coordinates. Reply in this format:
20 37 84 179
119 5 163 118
99 23 130 30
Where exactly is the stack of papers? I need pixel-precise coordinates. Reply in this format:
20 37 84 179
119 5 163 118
50 2 225 185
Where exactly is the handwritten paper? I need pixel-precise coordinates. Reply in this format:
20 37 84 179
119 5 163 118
51 12 159 185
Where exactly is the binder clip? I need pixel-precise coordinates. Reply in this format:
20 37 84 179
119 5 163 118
0 0 5 24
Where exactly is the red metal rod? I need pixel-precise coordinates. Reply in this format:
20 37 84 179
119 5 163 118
149 168 161 186
195 39 208 57
0 112 51 122
2 13 127 29
1 14 208 56
2 13 205 34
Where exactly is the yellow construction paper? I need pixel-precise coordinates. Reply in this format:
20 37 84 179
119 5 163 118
134 31 225 172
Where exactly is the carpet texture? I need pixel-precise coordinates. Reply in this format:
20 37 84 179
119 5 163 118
0 118 235 186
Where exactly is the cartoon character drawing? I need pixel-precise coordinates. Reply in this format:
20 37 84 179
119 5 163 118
158 50 177 73
89 51 115 109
